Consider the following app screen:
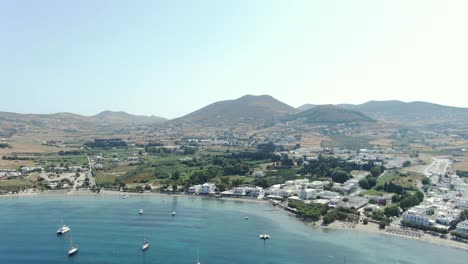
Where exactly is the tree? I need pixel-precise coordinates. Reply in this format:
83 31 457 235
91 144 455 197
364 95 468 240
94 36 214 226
171 171 181 181
359 179 370 190
400 195 420 210
379 221 387 229
403 161 411 167
217 183 227 192
331 169 350 183
370 166 382 177
257 142 276 153
384 204 400 217
422 177 431 185
367 177 377 188
232 178 244 187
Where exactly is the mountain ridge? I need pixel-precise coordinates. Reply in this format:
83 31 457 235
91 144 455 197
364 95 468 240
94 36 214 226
290 105 374 124
173 94 298 126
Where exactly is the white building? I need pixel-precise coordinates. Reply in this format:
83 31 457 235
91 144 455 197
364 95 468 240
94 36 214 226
245 186 264 198
455 220 468 236
251 171 265 177
200 183 216 194
233 187 246 196
187 184 202 194
402 207 435 227
300 189 319 200
307 181 329 190
318 190 341 200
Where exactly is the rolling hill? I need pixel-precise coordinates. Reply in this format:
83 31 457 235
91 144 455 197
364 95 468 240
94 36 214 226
94 111 166 125
289 105 374 124
174 95 298 126
297 104 316 111
0 111 166 138
339 100 468 124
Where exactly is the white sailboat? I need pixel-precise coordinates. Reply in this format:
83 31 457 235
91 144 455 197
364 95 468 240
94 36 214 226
259 233 270 240
68 233 78 256
139 209 144 215
172 211 176 216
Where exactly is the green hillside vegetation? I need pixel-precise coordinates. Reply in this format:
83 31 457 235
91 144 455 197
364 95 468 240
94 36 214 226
340 100 468 124
290 105 374 124
94 110 166 124
174 95 298 126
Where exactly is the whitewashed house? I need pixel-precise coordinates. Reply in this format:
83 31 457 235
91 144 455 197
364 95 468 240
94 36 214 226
300 189 319 200
200 183 216 194
187 184 202 195
252 171 265 177
455 220 468 236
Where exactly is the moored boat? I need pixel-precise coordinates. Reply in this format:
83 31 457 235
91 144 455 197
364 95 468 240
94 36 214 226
57 225 71 235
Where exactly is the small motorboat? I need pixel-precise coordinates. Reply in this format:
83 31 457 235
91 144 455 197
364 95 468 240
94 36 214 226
142 241 150 251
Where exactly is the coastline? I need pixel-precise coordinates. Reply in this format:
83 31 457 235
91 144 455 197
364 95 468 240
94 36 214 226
312 220 468 251
0 189 268 204
2 189 467 251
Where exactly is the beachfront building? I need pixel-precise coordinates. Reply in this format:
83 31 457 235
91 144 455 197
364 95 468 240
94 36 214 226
455 220 468 236
300 189 319 200
200 183 216 195
222 186 264 199
244 186 264 198
187 184 202 195
265 185 298 198
402 205 436 227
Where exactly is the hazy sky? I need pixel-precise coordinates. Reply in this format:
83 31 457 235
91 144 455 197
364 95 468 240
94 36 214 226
0 0 467 118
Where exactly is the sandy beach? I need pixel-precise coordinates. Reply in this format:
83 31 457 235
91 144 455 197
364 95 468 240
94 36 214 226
316 220 468 251
0 189 269 204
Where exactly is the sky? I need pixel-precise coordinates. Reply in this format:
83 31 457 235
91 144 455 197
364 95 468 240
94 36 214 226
0 0 467 119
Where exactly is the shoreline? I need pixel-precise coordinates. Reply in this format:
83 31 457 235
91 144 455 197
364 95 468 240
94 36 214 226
0 189 268 204
2 189 467 251
312 220 468 251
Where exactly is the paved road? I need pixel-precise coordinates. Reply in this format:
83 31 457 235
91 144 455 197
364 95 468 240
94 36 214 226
86 155 96 187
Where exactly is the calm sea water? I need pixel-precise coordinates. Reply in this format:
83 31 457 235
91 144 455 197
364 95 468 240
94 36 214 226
0 195 466 264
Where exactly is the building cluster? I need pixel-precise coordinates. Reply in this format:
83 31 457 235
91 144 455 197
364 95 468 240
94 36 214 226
402 158 468 232
291 147 417 170
187 183 217 195
186 176 375 208
221 186 265 199
0 169 20 179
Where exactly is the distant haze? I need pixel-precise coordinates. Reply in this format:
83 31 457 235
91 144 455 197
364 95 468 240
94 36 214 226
0 1 467 118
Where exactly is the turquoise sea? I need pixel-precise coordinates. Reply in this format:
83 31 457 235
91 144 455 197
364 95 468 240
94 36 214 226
0 195 466 264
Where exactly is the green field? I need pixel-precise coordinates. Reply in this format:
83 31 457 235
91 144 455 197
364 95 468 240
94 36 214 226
0 179 36 192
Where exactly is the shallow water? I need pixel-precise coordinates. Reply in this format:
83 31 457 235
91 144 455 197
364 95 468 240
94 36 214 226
0 195 466 263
